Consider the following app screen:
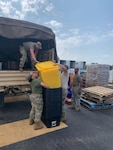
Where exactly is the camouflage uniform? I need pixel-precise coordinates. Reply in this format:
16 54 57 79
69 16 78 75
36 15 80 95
71 73 81 110
29 77 43 123
72 86 80 109
19 46 28 69
29 94 43 123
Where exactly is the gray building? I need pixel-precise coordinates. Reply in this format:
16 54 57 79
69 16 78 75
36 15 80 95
59 60 86 69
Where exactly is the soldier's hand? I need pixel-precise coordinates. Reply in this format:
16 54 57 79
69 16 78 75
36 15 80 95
35 60 39 64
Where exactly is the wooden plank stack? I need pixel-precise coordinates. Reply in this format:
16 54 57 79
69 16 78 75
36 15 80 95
80 86 113 110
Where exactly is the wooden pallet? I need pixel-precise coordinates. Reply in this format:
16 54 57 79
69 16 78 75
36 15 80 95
80 98 113 110
81 93 113 104
81 86 113 102
81 77 86 88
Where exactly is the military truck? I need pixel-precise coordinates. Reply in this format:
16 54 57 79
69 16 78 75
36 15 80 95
0 17 58 106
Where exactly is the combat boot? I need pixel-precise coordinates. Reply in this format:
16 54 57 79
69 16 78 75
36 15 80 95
34 122 43 130
75 106 80 111
61 116 66 122
29 119 35 125
19 67 23 72
69 104 75 109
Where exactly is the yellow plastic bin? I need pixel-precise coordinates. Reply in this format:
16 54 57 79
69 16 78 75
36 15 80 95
36 61 55 71
35 61 61 88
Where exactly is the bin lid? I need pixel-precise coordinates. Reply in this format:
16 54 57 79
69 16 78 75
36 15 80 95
35 61 56 71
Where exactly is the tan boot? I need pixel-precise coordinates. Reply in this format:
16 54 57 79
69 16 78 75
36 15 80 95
19 67 23 72
69 104 75 109
61 116 66 122
34 122 43 130
29 119 34 125
75 106 80 111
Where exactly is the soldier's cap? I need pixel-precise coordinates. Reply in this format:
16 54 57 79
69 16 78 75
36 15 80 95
36 41 42 49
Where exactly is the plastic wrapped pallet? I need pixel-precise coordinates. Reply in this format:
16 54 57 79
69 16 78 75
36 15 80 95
85 64 109 87
109 70 113 83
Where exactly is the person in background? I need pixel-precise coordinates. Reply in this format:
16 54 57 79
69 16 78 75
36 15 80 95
65 76 72 105
19 41 42 71
56 63 69 122
27 71 48 130
70 68 82 111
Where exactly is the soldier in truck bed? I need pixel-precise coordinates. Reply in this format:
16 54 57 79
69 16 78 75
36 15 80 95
19 41 42 72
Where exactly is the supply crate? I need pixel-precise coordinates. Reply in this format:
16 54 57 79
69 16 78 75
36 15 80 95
35 61 61 88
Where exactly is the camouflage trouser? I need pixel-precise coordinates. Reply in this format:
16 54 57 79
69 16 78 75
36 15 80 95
62 88 67 117
72 86 80 108
29 94 43 123
19 46 35 68
19 46 27 68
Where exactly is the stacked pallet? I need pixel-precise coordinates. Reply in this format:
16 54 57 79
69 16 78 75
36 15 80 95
85 64 109 87
80 86 113 110
81 76 86 88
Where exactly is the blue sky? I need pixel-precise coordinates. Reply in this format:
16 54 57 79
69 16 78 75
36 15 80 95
0 0 113 65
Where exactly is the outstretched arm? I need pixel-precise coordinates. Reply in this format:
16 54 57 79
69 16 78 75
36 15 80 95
30 48 37 62
55 63 67 73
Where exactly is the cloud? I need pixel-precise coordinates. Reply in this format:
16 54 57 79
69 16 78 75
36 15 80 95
21 0 47 14
45 20 63 28
45 3 54 12
0 1 14 15
12 0 18 2
59 33 69 37
56 29 113 62
82 33 101 45
69 28 80 35
102 54 111 58
56 35 82 58
13 10 25 20
106 30 113 37
0 0 50 20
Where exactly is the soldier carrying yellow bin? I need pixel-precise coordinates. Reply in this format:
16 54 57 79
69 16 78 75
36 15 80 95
35 61 69 123
27 71 49 130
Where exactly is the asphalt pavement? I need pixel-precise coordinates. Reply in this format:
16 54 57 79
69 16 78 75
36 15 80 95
0 99 113 150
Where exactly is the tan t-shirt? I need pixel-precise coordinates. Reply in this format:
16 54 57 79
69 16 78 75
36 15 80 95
72 74 81 86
